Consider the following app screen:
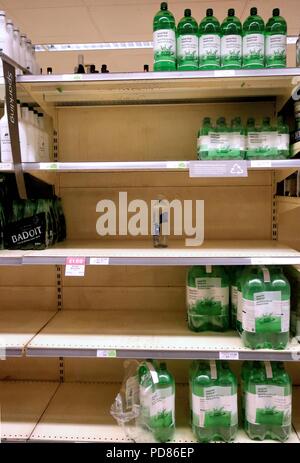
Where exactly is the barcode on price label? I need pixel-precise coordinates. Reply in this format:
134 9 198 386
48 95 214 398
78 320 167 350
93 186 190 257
219 352 239 360
97 349 117 358
65 257 86 277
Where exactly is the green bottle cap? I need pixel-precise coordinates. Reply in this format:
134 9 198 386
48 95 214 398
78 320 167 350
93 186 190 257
159 362 167 370
217 116 226 124
247 117 255 124
184 8 191 17
263 116 271 123
228 8 235 16
203 117 211 123
273 8 280 16
206 8 213 17
250 7 257 15
161 2 168 10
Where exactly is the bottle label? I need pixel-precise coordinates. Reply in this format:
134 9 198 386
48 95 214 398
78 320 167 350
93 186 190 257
153 29 176 65
192 387 238 428
266 34 286 66
242 33 264 66
242 291 290 333
197 135 209 156
140 384 151 422
199 34 220 67
237 290 243 323
177 34 198 68
261 131 277 153
150 386 175 426
277 133 289 151
230 132 246 152
246 387 291 426
187 278 229 310
247 132 261 151
209 132 230 152
221 35 242 66
231 285 238 307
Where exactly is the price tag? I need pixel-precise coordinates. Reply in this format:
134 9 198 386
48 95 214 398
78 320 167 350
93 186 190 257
65 257 86 277
219 352 239 360
189 161 248 178
0 347 6 360
0 163 12 170
62 74 83 81
97 349 117 358
251 258 268 265
41 163 59 170
291 351 300 361
166 161 188 169
250 160 272 168
214 70 236 77
89 257 110 265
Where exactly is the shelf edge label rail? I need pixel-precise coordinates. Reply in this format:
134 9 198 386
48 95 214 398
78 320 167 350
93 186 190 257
189 161 248 178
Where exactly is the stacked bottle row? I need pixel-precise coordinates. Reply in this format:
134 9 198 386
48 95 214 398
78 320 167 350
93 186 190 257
153 3 287 71
187 265 291 350
111 359 292 442
197 116 290 160
0 99 51 163
0 10 39 74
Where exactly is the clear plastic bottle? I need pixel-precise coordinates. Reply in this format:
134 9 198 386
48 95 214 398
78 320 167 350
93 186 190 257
245 117 260 159
241 266 290 349
221 8 242 69
5 19 14 60
25 38 33 72
17 99 27 162
12 27 21 67
197 117 212 159
198 8 220 70
187 265 230 332
190 360 238 442
230 117 245 159
0 11 9 75
242 7 265 69
19 33 27 69
277 115 290 158
0 101 12 162
244 361 292 441
265 9 287 68
38 113 50 162
153 2 176 72
177 9 198 71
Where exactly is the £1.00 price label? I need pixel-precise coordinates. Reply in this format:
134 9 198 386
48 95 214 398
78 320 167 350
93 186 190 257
65 257 86 277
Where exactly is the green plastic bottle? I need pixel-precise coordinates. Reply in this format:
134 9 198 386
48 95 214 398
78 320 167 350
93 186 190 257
197 117 212 159
230 117 245 159
241 266 290 349
138 360 175 442
230 266 244 329
277 115 290 158
260 117 276 158
190 360 238 442
153 2 176 72
241 361 255 424
265 9 287 68
244 361 292 441
245 117 261 159
187 265 230 332
177 9 198 71
242 7 265 69
198 9 221 70
221 8 242 69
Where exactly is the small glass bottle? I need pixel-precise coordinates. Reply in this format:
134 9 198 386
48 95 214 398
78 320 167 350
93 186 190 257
152 196 168 248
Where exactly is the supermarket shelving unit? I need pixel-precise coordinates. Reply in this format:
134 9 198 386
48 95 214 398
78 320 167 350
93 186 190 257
1 69 300 443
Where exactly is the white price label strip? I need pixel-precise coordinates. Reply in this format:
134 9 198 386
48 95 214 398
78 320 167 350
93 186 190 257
214 70 236 77
89 257 110 265
251 258 268 265
219 352 239 360
0 163 12 170
41 163 59 170
65 257 86 277
250 160 272 168
62 74 83 81
166 161 188 169
97 349 117 358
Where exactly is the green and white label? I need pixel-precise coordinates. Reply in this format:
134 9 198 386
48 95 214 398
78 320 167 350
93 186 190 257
277 134 289 151
246 387 291 426
153 29 176 64
221 35 242 65
247 132 261 150
197 135 210 156
261 131 277 152
242 291 290 333
177 34 198 66
187 278 229 308
150 387 175 426
243 33 264 66
192 387 238 428
266 34 286 66
199 34 220 66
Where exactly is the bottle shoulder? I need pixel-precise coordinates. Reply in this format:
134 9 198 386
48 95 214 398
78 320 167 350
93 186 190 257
153 11 176 31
